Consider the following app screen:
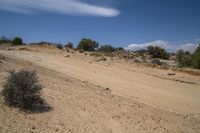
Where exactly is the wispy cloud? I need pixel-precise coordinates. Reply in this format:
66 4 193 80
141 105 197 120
126 40 199 52
0 0 120 17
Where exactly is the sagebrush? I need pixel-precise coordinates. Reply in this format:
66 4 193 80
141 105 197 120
12 37 23 45
147 45 169 59
1 69 49 112
77 38 99 51
176 44 200 69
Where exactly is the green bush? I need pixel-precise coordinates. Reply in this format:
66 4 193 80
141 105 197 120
65 42 73 49
1 69 50 112
115 47 124 51
0 36 11 44
191 44 200 69
77 38 99 51
192 54 200 69
176 44 200 69
79 49 84 53
98 45 116 52
12 37 23 45
147 45 169 59
55 44 63 49
30 41 51 46
176 50 192 67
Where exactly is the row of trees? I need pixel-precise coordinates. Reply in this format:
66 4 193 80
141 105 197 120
68 38 124 52
1 36 124 52
76 38 124 52
0 36 23 45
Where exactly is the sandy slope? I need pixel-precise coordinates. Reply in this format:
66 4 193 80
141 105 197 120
1 46 200 115
0 46 200 133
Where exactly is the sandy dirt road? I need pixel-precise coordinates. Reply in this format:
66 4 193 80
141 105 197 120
1 48 200 115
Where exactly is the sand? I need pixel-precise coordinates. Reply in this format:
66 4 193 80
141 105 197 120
0 45 200 133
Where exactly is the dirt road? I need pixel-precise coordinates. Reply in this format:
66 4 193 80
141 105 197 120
1 48 200 115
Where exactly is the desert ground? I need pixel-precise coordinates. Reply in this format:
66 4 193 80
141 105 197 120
0 45 200 133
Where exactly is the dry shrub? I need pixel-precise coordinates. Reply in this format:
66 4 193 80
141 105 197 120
1 69 51 113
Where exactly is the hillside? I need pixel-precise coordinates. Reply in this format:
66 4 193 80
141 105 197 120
0 45 200 133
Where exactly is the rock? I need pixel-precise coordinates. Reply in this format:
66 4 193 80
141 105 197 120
55 128 59 132
151 59 162 65
32 125 36 130
66 49 70 52
96 57 107 62
19 47 28 51
105 63 110 67
167 71 176 76
0 54 5 63
134 59 141 63
7 48 14 51
64 55 70 58
105 87 110 91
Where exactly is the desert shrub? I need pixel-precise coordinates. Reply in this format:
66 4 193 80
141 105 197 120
55 44 63 49
147 46 169 59
176 45 200 69
191 44 200 69
1 69 48 112
77 38 99 51
191 54 200 69
90 51 114 57
151 59 162 65
0 54 5 63
79 49 84 53
30 41 51 46
0 36 11 44
98 45 116 52
136 49 148 53
90 52 103 57
65 42 73 49
176 49 192 67
0 54 6 63
12 37 23 46
115 47 124 51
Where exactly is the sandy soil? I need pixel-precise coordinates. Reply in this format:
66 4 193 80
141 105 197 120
0 45 200 133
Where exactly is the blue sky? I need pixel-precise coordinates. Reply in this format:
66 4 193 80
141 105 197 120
0 0 200 51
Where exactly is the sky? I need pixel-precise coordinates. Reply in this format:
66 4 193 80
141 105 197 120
0 0 200 52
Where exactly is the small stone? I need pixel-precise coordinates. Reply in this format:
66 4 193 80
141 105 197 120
167 71 176 76
105 87 110 91
96 57 107 62
32 125 36 129
64 55 70 58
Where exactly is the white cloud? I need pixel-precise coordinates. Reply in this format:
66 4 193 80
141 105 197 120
0 0 120 17
179 43 198 52
194 38 200 41
126 40 199 53
126 40 168 51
